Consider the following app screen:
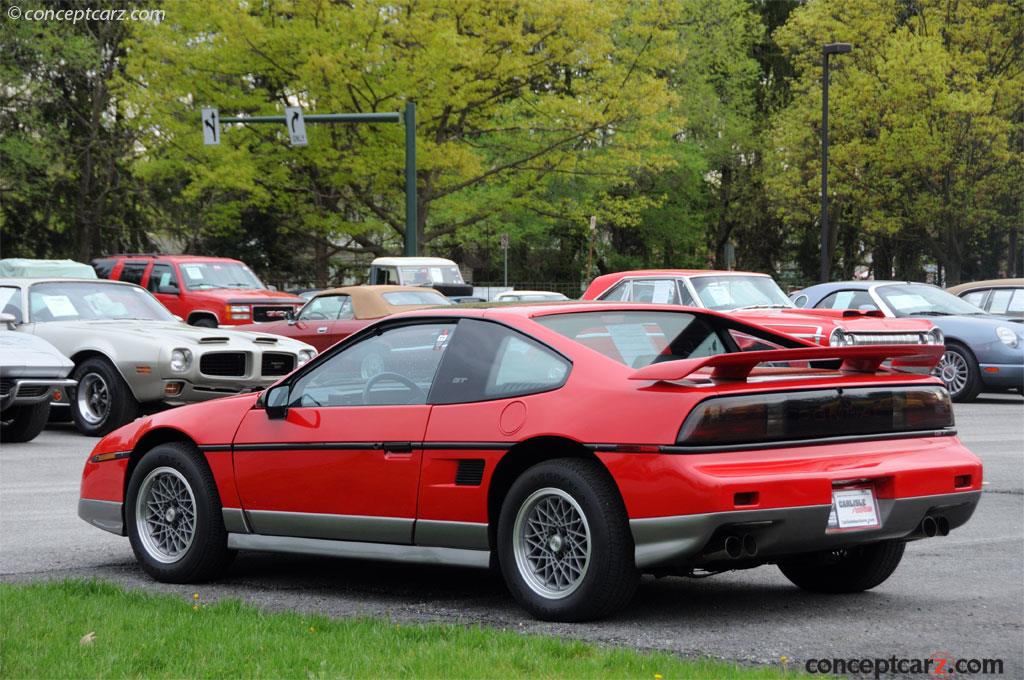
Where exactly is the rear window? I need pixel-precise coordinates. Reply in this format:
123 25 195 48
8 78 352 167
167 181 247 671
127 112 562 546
535 311 728 368
381 291 452 306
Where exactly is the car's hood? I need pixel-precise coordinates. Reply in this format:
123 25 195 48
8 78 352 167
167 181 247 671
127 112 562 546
735 309 933 332
185 288 303 304
0 330 74 377
34 320 313 349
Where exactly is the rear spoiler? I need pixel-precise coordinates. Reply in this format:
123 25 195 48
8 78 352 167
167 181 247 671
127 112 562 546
628 344 944 382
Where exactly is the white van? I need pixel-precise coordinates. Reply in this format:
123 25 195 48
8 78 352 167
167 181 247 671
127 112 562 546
368 257 473 297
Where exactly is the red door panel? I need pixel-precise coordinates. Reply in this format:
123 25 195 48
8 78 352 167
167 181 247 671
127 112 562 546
232 405 431 539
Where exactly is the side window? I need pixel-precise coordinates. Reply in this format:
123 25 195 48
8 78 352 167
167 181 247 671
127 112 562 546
0 286 23 323
373 267 398 285
299 295 347 321
600 281 629 301
814 290 875 310
337 297 354 320
631 279 680 305
288 322 455 407
92 259 115 279
119 261 148 285
147 264 178 293
430 319 570 404
988 289 1015 314
1007 289 1024 314
961 290 987 308
677 282 696 306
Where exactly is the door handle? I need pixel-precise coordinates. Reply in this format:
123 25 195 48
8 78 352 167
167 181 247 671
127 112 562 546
317 326 328 334
382 441 413 453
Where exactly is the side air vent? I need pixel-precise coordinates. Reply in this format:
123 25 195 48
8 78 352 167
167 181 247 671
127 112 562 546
455 459 485 486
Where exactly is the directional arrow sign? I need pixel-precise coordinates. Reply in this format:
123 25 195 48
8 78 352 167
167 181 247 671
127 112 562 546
201 107 219 145
284 106 307 146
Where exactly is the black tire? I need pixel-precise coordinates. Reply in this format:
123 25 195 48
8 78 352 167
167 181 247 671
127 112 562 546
70 357 140 437
190 316 218 328
778 540 905 593
125 442 234 583
935 342 982 403
0 402 51 442
497 458 638 622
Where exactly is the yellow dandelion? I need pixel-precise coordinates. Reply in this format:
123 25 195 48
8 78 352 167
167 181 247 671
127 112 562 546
193 604 199 611
655 675 663 680
309 626 316 633
193 593 199 600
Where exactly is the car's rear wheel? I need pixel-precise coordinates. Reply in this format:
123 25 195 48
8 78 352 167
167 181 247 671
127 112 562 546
497 458 638 621
70 357 140 436
0 402 51 442
777 540 905 593
933 342 982 402
126 442 234 583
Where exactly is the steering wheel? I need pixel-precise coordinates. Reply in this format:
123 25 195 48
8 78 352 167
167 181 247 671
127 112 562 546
362 372 426 405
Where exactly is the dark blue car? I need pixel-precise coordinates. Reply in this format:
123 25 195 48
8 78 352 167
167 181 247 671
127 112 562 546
792 281 1024 402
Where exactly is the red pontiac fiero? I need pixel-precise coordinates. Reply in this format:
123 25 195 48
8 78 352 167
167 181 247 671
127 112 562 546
79 304 982 621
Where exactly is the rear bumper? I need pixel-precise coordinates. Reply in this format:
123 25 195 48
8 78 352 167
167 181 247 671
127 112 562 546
631 490 980 569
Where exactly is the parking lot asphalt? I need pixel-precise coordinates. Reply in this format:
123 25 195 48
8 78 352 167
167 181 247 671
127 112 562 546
2 395 1022 674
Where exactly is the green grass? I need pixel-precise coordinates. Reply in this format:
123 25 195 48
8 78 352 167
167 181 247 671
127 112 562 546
0 580 797 679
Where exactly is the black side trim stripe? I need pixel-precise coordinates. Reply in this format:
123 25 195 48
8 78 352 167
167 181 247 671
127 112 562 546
202 444 232 452
660 428 957 454
227 441 513 452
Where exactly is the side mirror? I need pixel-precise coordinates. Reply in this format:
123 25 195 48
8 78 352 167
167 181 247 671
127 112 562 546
158 285 180 295
264 384 290 419
0 312 16 330
267 284 278 291
286 309 298 325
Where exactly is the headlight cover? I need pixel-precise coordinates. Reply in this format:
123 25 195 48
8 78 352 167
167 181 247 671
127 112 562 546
828 327 848 347
228 304 251 319
928 327 945 345
170 348 193 372
996 326 1019 348
297 349 316 366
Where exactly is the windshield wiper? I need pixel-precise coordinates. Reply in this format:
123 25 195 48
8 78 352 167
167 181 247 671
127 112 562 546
911 311 953 316
733 304 790 310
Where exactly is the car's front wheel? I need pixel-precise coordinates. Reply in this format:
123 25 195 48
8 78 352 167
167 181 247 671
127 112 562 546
0 402 51 442
497 458 638 621
933 342 982 402
70 357 140 437
777 540 905 593
125 442 234 583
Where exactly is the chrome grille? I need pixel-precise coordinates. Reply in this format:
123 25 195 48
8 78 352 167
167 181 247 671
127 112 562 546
253 305 295 322
844 332 929 345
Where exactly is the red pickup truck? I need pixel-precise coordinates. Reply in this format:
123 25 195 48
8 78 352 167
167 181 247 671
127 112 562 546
92 255 303 327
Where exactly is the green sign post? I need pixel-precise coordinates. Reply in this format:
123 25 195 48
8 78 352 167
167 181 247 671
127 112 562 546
201 102 418 256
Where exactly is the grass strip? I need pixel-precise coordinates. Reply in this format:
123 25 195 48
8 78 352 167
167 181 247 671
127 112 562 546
0 579 796 678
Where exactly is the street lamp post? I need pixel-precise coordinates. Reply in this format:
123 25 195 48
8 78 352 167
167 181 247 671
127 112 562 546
820 42 852 283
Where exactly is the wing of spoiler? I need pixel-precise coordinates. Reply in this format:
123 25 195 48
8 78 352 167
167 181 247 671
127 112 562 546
628 344 944 382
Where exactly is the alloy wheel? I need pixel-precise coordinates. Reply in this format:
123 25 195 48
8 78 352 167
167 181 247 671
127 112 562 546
512 487 591 599
135 466 197 564
76 373 110 425
934 350 968 396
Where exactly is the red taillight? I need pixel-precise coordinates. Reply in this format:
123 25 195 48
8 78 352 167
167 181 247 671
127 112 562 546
677 386 953 447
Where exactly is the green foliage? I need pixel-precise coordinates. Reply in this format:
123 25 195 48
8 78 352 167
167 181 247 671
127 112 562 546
767 0 1023 283
0 580 795 678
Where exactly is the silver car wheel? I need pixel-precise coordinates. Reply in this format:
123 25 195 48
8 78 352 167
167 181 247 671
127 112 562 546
76 373 110 425
513 487 591 600
135 466 197 564
934 350 968 396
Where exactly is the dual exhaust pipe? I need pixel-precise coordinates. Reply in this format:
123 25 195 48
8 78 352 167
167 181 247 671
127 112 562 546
704 533 758 561
917 514 950 538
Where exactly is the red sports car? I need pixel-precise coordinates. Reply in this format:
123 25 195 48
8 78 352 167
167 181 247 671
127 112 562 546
78 304 981 621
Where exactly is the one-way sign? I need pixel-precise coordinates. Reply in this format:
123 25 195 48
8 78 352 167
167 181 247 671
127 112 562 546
285 106 307 146
201 107 219 145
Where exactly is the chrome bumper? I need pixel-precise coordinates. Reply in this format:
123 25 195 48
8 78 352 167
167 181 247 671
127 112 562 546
1 378 76 410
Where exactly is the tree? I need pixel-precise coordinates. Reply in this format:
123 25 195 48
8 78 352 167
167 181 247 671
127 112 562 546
123 0 694 284
766 0 1023 284
0 1 150 260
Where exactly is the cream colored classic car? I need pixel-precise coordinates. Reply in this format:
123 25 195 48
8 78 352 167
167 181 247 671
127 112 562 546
0 278 315 436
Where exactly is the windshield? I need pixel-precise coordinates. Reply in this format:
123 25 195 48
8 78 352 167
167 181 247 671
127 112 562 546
536 310 731 368
178 261 265 290
398 265 465 285
690 275 793 311
381 291 452 306
29 282 175 322
876 283 987 317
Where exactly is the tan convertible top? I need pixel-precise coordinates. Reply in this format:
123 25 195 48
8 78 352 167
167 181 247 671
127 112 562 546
312 285 450 319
